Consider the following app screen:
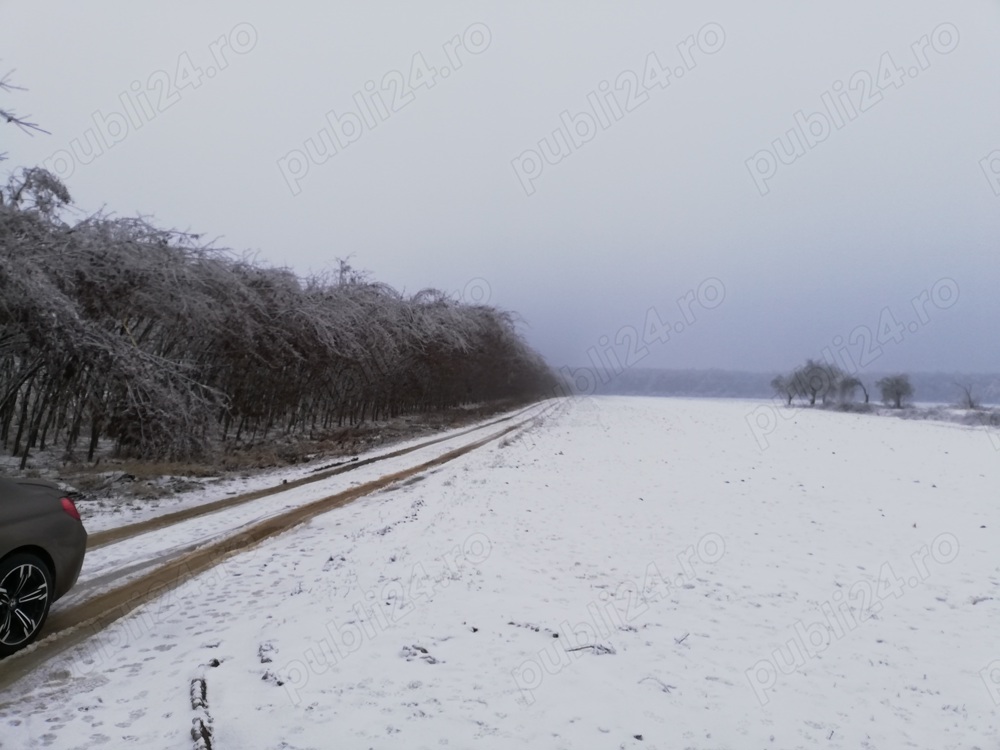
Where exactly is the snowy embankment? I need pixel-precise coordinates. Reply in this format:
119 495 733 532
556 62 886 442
1 396 998 749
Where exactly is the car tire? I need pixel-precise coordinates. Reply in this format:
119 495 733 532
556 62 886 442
0 553 53 658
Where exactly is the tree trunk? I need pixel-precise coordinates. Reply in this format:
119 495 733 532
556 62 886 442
11 379 34 457
87 416 102 462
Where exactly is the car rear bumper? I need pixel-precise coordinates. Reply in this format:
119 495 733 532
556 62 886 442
51 523 87 601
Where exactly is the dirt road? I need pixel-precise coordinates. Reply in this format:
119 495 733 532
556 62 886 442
87 402 545 549
0 404 554 693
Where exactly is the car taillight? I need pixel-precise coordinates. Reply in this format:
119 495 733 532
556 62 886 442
60 497 82 521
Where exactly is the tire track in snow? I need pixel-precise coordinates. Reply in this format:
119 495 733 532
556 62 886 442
0 405 559 693
87 401 546 550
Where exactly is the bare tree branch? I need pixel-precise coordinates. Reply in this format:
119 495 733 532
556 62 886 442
0 70 50 137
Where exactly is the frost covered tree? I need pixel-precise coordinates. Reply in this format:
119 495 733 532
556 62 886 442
770 375 794 405
0 172 557 464
790 360 843 406
876 374 913 409
956 382 979 410
837 375 869 404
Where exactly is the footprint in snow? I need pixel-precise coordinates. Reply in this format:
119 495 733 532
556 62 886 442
401 645 440 664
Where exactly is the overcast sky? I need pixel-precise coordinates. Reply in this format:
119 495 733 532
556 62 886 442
3 2 999 373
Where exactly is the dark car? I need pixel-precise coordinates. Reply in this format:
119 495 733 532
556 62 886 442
0 476 87 657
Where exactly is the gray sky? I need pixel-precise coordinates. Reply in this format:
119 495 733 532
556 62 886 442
3 1 999 373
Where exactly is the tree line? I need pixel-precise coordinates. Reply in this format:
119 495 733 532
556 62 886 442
771 359 913 409
0 168 557 466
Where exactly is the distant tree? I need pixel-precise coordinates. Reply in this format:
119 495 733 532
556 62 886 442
876 374 913 408
820 363 844 405
838 375 860 403
955 382 979 410
837 375 870 404
771 375 794 405
791 359 843 406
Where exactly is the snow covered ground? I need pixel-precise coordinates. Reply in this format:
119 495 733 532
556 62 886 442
2 396 999 749
52 404 550 613
66 402 547 536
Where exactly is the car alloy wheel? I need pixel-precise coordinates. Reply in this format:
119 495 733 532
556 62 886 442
0 554 53 657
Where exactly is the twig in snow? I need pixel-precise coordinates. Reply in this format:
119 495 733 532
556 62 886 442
639 676 676 693
566 644 615 655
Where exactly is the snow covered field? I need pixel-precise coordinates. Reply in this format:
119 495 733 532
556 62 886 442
2 396 999 749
